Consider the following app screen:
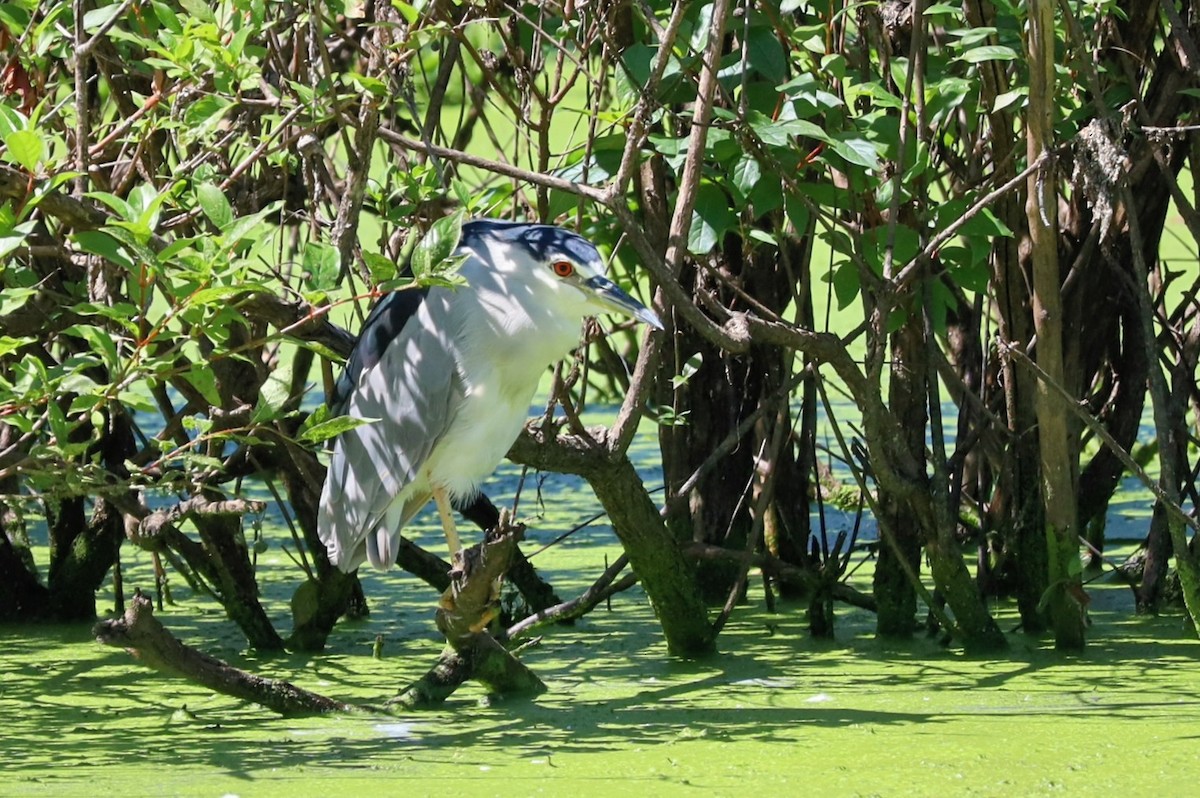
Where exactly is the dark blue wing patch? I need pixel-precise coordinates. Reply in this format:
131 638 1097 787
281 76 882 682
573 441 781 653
331 287 429 415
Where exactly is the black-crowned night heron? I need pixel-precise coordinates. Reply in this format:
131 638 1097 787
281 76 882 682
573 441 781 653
318 219 663 572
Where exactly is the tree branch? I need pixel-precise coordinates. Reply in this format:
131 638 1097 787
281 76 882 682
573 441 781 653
94 593 354 716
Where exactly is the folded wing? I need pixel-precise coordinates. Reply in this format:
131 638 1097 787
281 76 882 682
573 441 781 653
318 288 464 571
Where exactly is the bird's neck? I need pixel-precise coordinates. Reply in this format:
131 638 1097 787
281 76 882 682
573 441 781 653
457 286 581 400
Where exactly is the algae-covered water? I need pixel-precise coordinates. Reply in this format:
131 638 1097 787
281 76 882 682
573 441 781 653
4 575 1198 795
4 517 1199 795
3 424 1199 795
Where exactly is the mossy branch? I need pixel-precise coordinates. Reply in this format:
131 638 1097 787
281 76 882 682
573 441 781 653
391 519 547 709
94 592 355 716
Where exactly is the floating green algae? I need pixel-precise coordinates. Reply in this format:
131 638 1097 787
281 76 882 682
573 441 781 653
4 525 1198 797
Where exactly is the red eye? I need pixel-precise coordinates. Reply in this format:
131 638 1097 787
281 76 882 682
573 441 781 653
551 260 574 278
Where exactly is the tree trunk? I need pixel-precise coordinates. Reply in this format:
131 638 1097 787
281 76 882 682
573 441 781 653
657 262 758 601
191 506 286 651
962 0 1047 634
0 527 50 621
275 438 367 649
874 305 925 638
44 496 122 621
511 426 715 657
1026 0 1085 650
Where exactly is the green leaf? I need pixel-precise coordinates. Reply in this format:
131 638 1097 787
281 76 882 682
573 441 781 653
156 235 200 263
732 156 762 204
827 135 879 170
948 27 998 48
346 73 388 97
784 193 811 236
253 361 293 424
65 324 122 371
747 111 827 148
410 210 467 279
297 414 375 444
992 88 1027 113
648 134 688 157
188 284 266 306
85 191 135 222
226 25 252 59
302 241 340 292
0 105 27 138
0 286 37 314
670 353 704 389
745 22 787 83
451 179 473 209
939 246 990 294
182 366 222 408
393 1 419 23
74 230 134 270
222 205 278 249
702 128 741 163
129 182 178 232
0 219 35 259
82 4 124 31
177 0 216 24
96 309 144 337
748 173 784 217
183 95 231 130
195 183 233 230
67 392 105 416
3 129 45 171
775 73 844 112
688 182 737 255
363 251 399 284
110 218 154 247
747 229 778 248
821 53 847 80
831 263 860 309
151 0 184 32
118 386 158 414
103 224 159 265
295 339 347 363
0 335 28 356
958 45 1019 63
935 198 1013 239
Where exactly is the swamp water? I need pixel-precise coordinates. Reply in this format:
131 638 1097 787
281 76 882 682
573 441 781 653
3 415 1199 795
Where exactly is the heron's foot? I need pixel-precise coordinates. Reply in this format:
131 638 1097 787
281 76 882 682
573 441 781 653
400 518 546 707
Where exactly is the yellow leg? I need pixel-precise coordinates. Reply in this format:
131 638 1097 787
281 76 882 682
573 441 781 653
432 486 461 555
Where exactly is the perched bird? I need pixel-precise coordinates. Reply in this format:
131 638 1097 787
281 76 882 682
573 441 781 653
318 219 662 572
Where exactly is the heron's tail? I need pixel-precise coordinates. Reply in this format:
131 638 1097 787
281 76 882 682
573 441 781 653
364 527 400 570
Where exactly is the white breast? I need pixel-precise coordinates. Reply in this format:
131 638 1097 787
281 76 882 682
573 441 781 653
421 278 582 500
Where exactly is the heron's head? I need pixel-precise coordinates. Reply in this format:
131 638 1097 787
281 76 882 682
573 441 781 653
459 220 664 331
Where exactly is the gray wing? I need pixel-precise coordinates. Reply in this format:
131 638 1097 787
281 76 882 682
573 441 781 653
318 288 464 572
